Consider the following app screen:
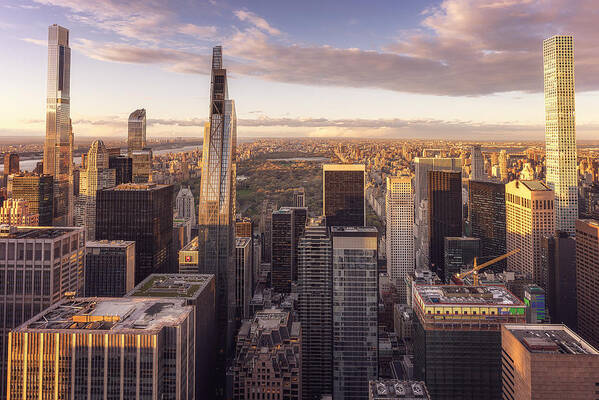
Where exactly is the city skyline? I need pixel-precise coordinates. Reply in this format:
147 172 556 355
2 0 599 139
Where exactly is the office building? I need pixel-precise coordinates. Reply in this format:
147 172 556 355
75 140 116 241
501 324 599 400
173 217 193 251
323 164 365 227
0 199 39 226
271 207 307 293
294 187 306 208
7 173 53 226
235 237 252 319
524 284 549 324
3 153 19 185
84 240 135 297
443 236 480 283
544 35 578 234
368 380 431 400
469 180 506 272
386 175 414 302
131 149 152 183
541 232 577 328
43 24 73 226
413 285 526 400
8 297 195 400
96 183 173 284
260 199 277 262
235 216 252 237
499 150 508 182
575 219 599 348
332 226 378 400
0 226 84 399
413 157 461 269
108 154 132 185
470 145 485 181
232 309 302 400
176 186 196 225
127 273 216 398
298 220 333 400
506 180 555 287
428 170 462 280
127 108 146 153
178 236 199 274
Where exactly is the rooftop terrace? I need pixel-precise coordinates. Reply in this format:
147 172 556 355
415 285 523 307
128 273 213 299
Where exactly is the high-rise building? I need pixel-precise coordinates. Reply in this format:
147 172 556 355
541 232 577 329
501 324 599 400
386 175 414 302
0 199 39 226
368 380 431 400
127 273 217 398
523 284 549 324
75 140 116 241
84 240 135 297
294 187 306 208
575 219 599 348
8 297 195 400
232 309 302 400
235 216 252 237
260 199 277 262
176 186 196 225
7 173 53 226
271 207 307 293
332 226 378 400
506 180 555 287
131 149 153 183
413 157 461 269
108 154 133 185
235 237 252 319
0 226 84 400
428 170 462 281
470 145 485 181
298 219 333 400
323 164 365 227
127 108 146 154
197 46 237 361
43 24 73 226
96 183 173 284
443 236 480 283
469 180 506 272
413 285 526 400
499 150 508 182
544 35 578 234
3 153 19 185
178 236 199 274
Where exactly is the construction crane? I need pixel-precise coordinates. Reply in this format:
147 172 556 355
453 249 520 286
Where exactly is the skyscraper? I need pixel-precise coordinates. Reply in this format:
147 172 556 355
260 199 277 262
385 175 414 302
0 199 39 226
323 164 365 227
108 154 133 185
294 187 306 208
3 153 19 186
176 186 196 225
499 150 508 182
84 240 135 297
235 236 252 320
470 145 485 181
127 108 146 153
332 226 378 400
428 170 462 281
298 219 333 400
43 24 73 226
575 219 599 348
544 35 577 234
443 236 480 283
506 180 555 287
271 207 307 293
7 173 54 226
197 46 237 358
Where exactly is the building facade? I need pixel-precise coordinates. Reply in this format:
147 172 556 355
3 153 19 185
575 219 599 348
108 154 133 185
368 380 431 400
7 174 53 226
323 164 365 227
235 237 252 320
84 240 135 297
443 237 480 283
271 207 307 293
0 199 39 226
176 186 196 225
260 199 277 263
470 145 485 181
127 108 146 154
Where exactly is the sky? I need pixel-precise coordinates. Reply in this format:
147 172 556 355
1 0 599 140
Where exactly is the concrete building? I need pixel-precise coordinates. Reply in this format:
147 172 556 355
0 226 84 399
131 149 153 183
235 237 252 319
501 324 599 400
413 285 526 400
470 145 485 181
8 297 195 400
232 309 302 400
128 108 147 154
294 187 306 208
7 173 53 226
506 180 555 287
368 380 430 400
176 186 196 225
323 164 365 227
127 273 216 398
3 153 19 186
443 236 480 283
544 36 578 234
332 226 378 400
386 175 414 302
499 150 508 182
575 219 599 348
271 207 307 293
84 240 135 297
0 199 39 226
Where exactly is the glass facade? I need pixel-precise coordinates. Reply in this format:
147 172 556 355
323 165 365 228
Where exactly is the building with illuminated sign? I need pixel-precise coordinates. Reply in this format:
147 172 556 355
179 236 199 273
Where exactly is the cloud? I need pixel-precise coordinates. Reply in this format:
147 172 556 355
234 10 281 35
21 37 46 46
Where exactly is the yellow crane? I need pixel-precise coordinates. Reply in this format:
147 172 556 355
453 249 520 286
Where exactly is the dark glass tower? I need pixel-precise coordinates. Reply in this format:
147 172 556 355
84 240 135 297
323 164 365 227
428 170 462 280
271 207 307 293
108 154 133 185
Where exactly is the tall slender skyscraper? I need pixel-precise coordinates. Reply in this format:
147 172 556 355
544 35 577 234
127 108 146 153
43 24 73 226
197 46 237 360
470 145 485 181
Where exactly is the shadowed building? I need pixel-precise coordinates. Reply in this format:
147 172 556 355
323 164 365 227
84 240 135 297
271 207 307 293
575 219 599 348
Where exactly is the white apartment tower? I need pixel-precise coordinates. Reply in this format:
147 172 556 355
543 35 577 234
386 175 414 302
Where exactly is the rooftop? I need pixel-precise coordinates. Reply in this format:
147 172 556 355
109 183 168 191
236 237 251 247
331 226 378 234
128 109 146 121
0 225 82 239
415 285 524 306
518 180 551 191
17 297 191 333
504 324 599 355
86 240 135 248
323 163 365 171
369 380 430 399
128 273 213 299
181 236 199 252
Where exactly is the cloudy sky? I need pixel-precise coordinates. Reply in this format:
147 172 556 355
2 0 599 139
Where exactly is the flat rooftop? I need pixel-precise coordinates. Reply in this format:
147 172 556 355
86 240 135 248
323 163 365 171
17 297 191 333
181 236 199 251
0 226 82 240
331 226 378 234
369 380 430 399
253 309 289 332
236 237 251 247
128 273 213 299
109 183 167 191
519 180 550 191
415 285 524 306
504 324 599 355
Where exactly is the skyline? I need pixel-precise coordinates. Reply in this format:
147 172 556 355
2 0 599 139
